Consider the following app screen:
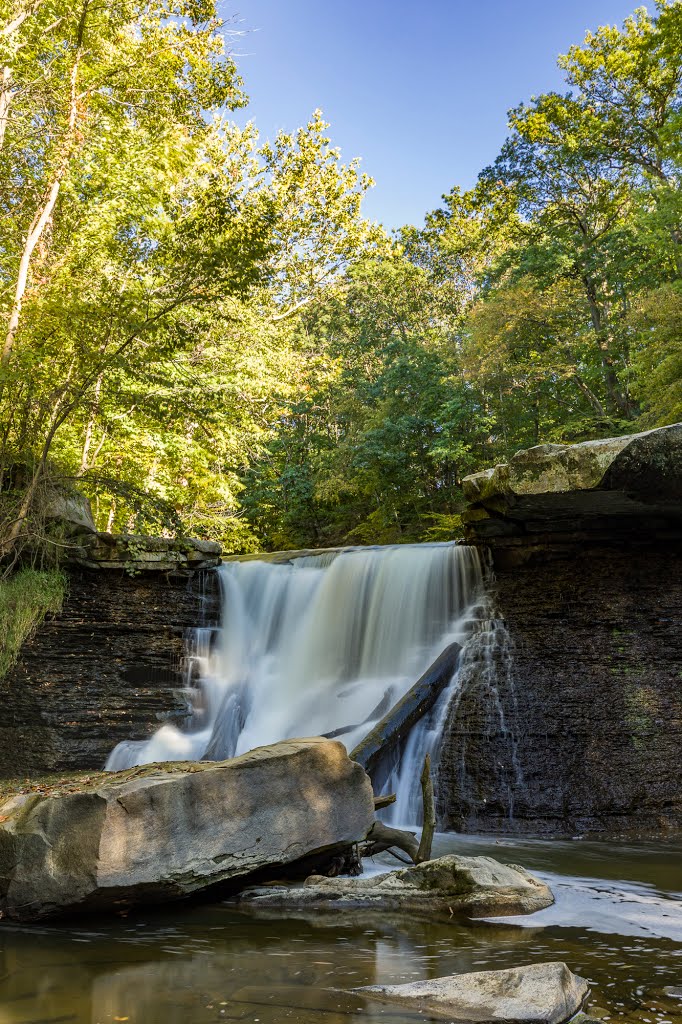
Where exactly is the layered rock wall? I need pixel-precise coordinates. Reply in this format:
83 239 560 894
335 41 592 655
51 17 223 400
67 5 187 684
438 424 682 834
438 544 682 834
0 567 219 775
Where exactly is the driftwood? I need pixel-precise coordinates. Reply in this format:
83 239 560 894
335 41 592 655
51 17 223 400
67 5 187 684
361 821 420 864
350 642 461 779
416 753 435 864
322 689 393 741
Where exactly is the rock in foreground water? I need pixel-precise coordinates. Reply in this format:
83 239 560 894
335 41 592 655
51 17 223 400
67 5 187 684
0 738 374 921
237 853 553 917
356 961 588 1023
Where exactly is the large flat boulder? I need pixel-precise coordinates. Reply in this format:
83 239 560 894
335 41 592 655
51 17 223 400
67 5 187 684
356 961 588 1023
0 738 375 921
237 854 553 918
461 423 682 564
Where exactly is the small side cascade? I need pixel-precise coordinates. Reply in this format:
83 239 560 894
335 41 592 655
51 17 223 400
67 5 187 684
437 608 527 828
106 542 489 822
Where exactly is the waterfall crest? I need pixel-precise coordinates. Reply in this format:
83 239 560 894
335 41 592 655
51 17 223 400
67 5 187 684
106 543 486 817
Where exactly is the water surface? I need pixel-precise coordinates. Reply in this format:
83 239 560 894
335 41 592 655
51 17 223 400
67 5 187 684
1 833 681 1024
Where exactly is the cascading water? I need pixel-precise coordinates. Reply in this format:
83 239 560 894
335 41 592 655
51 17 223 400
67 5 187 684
106 543 486 822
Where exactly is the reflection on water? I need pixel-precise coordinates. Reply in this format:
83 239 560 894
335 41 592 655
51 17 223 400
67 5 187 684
0 834 681 1024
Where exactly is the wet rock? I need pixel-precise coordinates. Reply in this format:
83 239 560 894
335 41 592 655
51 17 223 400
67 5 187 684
1 567 220 774
356 961 588 1023
0 738 375 921
437 543 682 835
236 854 553 918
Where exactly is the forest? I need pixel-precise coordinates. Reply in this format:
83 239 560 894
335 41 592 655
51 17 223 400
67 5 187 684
1 0 681 559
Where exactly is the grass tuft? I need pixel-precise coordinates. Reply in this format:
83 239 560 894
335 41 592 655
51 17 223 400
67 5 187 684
0 568 67 679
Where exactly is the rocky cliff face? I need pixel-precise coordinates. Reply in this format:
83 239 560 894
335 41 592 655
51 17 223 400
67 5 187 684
0 566 220 775
438 423 682 835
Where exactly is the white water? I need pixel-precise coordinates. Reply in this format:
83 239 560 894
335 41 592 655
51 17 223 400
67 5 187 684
106 543 486 820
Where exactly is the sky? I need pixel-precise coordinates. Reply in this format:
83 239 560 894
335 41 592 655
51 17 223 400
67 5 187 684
222 0 648 229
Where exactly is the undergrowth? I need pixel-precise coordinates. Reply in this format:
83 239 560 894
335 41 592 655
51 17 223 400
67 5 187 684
0 568 67 679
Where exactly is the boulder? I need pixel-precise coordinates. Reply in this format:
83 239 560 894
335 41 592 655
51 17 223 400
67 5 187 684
0 738 375 921
356 961 588 1023
461 423 682 565
44 486 97 535
236 854 553 918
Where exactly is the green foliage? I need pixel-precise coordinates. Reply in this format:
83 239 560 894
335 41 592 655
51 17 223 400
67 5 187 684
629 282 682 423
0 568 66 678
0 1 680 556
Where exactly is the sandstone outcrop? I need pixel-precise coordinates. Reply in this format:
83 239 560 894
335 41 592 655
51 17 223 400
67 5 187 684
236 854 553 918
70 532 221 573
0 738 375 921
462 422 682 564
356 961 588 1024
41 482 222 573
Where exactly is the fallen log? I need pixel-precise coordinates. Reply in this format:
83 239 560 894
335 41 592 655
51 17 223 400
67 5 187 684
350 642 461 778
361 821 420 864
373 792 396 810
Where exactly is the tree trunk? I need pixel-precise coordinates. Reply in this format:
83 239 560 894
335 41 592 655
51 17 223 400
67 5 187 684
582 275 631 418
350 642 461 779
2 0 89 366
0 65 13 152
573 373 606 418
361 821 419 864
416 753 436 864
80 372 103 473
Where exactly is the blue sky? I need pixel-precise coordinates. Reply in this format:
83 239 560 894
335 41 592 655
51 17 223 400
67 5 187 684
223 1 647 229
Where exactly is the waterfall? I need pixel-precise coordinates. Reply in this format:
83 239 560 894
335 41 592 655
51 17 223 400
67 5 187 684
106 543 486 821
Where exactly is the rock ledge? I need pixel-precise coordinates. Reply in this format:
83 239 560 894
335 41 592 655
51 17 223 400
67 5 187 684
237 854 553 918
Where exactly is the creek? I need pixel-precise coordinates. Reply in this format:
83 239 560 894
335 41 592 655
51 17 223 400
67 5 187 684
0 833 680 1023
2 543 680 1022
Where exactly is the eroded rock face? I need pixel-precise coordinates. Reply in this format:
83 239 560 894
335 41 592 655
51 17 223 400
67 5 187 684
356 961 588 1024
462 423 682 564
236 854 553 918
0 738 375 921
1 568 219 774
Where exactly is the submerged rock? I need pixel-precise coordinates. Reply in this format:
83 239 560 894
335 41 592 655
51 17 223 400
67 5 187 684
236 853 553 918
0 738 374 921
356 961 588 1023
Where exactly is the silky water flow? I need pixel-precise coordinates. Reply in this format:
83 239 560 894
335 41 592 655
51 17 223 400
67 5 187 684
106 543 488 822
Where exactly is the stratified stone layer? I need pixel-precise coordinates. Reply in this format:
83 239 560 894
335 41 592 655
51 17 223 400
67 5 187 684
0 568 219 775
438 544 682 834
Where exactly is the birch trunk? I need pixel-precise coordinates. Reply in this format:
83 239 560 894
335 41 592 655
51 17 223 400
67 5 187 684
1 1 89 366
0 65 13 152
